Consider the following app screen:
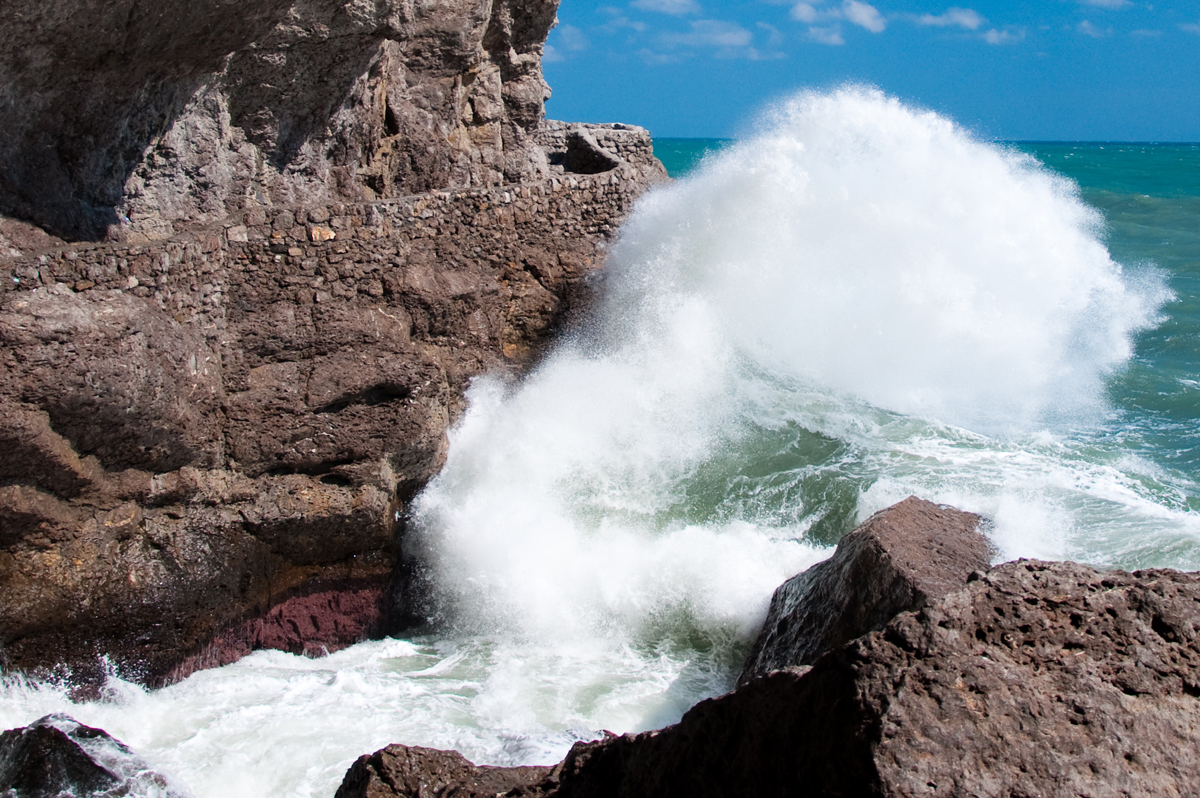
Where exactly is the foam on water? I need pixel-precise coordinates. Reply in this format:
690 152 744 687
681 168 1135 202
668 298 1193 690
2 87 1197 798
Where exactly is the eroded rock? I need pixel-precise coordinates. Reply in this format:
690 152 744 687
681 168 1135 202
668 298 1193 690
0 0 561 242
0 0 669 686
739 495 991 685
536 559 1200 798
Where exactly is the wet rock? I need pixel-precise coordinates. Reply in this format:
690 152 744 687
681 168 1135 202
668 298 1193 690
542 559 1200 798
335 744 553 798
0 714 185 797
739 495 991 685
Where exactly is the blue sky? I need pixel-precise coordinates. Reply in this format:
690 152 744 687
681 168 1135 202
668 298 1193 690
542 0 1200 140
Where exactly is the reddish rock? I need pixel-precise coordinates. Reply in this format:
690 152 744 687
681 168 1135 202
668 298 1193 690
739 495 991 685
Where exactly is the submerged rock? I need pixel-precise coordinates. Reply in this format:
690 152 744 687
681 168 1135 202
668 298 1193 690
0 714 187 797
739 495 992 685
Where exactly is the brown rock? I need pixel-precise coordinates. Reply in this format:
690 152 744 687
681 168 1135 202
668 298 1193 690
335 744 553 798
0 714 186 797
739 495 991 686
0 1 668 687
0 0 562 242
541 560 1200 798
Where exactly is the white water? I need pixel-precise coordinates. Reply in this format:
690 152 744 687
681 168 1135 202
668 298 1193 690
3 87 1196 798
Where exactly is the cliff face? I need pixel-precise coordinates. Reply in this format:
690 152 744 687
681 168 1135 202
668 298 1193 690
0 0 668 684
1 0 559 242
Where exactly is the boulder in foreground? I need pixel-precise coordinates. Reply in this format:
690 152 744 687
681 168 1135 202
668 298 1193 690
549 559 1200 797
0 714 186 797
739 495 991 685
335 744 554 798
343 557 1200 797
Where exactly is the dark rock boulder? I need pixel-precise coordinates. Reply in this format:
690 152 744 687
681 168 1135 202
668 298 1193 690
335 744 554 798
739 495 991 686
539 559 1200 798
0 714 185 797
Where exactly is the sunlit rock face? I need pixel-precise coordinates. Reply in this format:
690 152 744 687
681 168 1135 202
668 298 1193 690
0 0 559 242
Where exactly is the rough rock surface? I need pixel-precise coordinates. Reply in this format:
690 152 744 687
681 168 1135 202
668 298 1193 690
0 157 664 685
739 496 991 685
336 744 554 798
0 0 668 685
545 560 1200 797
1 0 564 242
0 714 185 797
344 557 1200 798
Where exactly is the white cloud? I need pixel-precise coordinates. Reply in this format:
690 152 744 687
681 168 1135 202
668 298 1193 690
631 0 701 14
757 21 786 46
918 8 985 30
1076 20 1110 37
637 48 685 64
790 1 885 33
983 28 1024 44
600 8 648 33
662 19 754 47
843 0 886 32
808 25 846 44
791 2 820 22
1079 0 1132 8
1130 28 1162 37
555 24 590 51
543 44 563 62
1182 20 1200 34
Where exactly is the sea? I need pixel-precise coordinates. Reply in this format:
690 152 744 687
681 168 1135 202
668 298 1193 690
2 87 1197 797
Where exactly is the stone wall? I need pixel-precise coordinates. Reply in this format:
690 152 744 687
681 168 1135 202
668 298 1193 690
0 141 667 685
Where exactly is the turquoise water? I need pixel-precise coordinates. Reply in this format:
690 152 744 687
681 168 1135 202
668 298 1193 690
657 137 1200 512
1021 144 1200 483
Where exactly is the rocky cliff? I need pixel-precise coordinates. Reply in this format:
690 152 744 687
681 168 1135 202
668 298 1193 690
0 0 667 684
1 0 565 243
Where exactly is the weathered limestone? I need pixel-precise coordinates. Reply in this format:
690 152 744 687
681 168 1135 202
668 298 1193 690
0 0 565 242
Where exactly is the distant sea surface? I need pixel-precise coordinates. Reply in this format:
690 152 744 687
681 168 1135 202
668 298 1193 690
3 95 1197 798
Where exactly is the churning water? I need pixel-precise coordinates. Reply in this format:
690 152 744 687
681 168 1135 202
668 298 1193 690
3 87 1197 798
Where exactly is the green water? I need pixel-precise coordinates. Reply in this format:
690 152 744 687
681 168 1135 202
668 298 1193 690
656 138 1200 489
